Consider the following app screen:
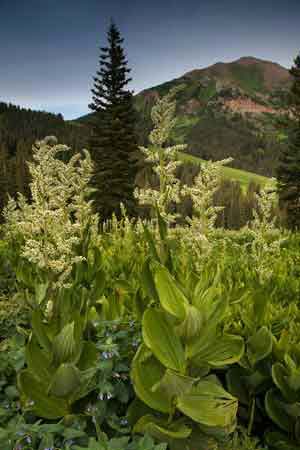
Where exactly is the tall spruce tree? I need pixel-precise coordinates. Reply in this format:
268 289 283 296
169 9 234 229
88 21 138 219
277 52 300 230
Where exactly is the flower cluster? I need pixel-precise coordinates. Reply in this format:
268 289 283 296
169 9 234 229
181 158 232 268
3 136 98 286
248 179 286 284
184 158 232 234
135 85 187 225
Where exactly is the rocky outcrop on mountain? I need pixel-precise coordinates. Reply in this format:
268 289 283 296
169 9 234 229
223 97 282 115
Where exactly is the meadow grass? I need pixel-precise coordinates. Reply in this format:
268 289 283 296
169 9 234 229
179 151 270 189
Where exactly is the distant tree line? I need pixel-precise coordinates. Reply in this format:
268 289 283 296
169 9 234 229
0 100 262 229
0 103 89 212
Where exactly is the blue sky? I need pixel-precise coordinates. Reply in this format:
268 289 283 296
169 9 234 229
1 0 299 119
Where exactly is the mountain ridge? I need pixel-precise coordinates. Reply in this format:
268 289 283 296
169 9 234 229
128 55 294 177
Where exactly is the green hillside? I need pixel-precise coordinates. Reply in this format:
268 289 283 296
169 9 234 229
179 152 270 188
131 57 294 178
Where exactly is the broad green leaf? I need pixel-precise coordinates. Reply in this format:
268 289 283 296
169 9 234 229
69 367 97 402
127 398 156 426
226 367 250 405
31 309 51 352
191 334 244 368
18 370 69 419
133 414 192 440
35 282 49 305
244 369 270 393
143 309 186 373
26 335 53 383
201 293 228 327
177 379 238 428
131 345 171 413
176 305 203 342
265 431 300 450
152 369 195 401
52 322 82 366
154 264 188 319
186 321 217 360
141 259 159 302
193 284 220 310
49 363 81 398
198 419 237 440
265 389 293 432
77 341 98 371
248 326 273 367
272 363 296 402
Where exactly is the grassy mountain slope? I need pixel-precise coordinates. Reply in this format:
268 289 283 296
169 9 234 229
179 152 270 189
131 57 294 178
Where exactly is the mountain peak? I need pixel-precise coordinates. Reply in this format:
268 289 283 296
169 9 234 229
235 56 270 65
182 56 291 91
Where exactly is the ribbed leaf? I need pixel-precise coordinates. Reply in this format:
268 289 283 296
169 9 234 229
52 322 82 366
265 389 293 432
77 341 98 371
131 345 171 413
186 322 217 360
49 364 81 398
154 265 188 319
265 431 300 450
152 369 195 402
272 363 297 402
248 326 273 367
202 294 228 327
35 282 49 305
133 414 192 440
18 370 69 419
143 309 186 373
176 305 203 342
141 259 159 302
26 335 53 384
191 335 244 368
31 310 51 352
177 379 238 428
226 367 250 405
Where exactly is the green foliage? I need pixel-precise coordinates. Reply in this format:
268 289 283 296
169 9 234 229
15 247 106 419
224 427 266 450
230 64 265 93
0 294 29 339
131 240 244 441
0 240 15 295
171 116 200 144
277 52 300 230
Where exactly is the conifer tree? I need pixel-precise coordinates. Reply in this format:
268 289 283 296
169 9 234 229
277 52 300 230
88 20 138 219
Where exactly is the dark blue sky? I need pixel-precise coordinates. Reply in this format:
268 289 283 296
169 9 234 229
1 0 299 119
